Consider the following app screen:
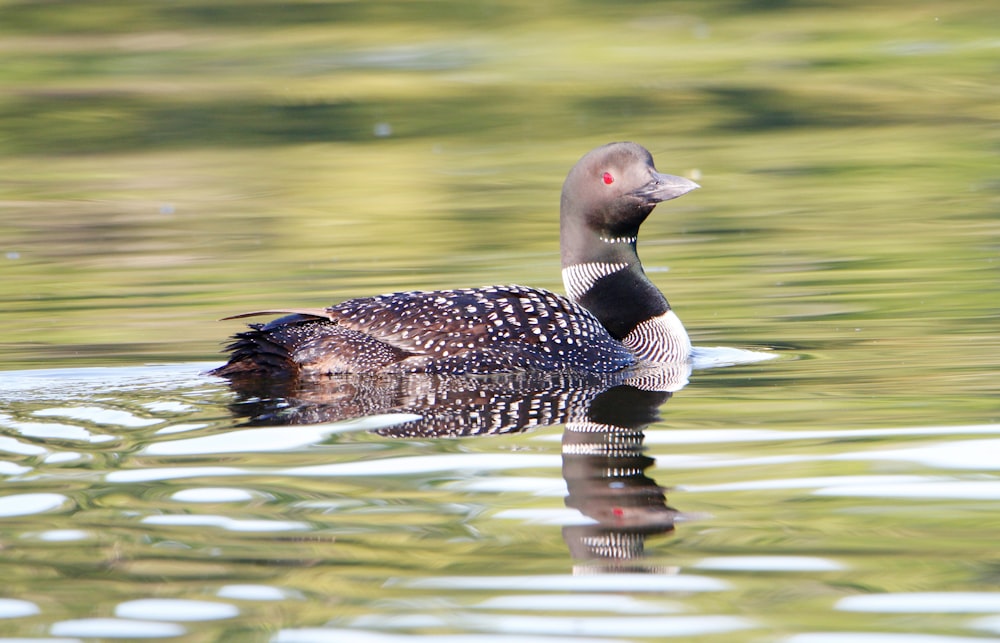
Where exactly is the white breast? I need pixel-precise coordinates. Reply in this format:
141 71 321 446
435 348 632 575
622 310 692 363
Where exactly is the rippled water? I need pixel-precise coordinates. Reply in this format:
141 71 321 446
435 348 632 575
2 0 999 640
2 348 999 641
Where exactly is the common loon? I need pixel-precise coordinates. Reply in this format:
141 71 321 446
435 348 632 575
211 142 698 378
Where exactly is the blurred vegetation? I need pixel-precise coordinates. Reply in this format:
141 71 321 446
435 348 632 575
0 0 997 417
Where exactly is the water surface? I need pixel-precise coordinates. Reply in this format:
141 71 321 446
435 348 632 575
1 0 998 640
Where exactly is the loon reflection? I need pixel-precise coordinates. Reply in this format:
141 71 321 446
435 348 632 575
223 361 690 564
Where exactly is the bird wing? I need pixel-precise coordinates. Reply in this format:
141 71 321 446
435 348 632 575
219 308 333 321
323 286 523 357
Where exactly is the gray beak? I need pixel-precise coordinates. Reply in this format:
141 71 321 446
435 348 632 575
631 172 700 204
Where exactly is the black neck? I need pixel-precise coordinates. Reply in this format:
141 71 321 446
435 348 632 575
574 260 670 340
560 222 671 341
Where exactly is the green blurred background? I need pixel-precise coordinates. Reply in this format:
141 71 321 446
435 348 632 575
1 0 997 384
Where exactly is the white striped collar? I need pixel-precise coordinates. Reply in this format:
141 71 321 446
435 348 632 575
561 261 629 302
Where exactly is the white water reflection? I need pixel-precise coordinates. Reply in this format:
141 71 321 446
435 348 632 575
400 573 729 593
815 480 1000 500
107 466 248 483
141 514 309 532
0 412 114 443
832 438 1000 470
274 630 623 642
693 556 844 572
170 487 259 503
33 529 90 542
682 474 1000 500
787 634 1000 643
142 414 419 456
0 493 70 517
627 424 1000 445
0 434 48 456
493 508 597 526
0 461 32 476
351 613 753 638
115 598 239 621
0 598 41 618
34 406 161 428
43 451 85 464
836 593 1000 613
109 453 563 484
972 616 1000 635
451 476 566 496
474 594 677 614
681 474 934 493
284 454 560 478
636 437 1000 472
217 584 300 601
0 363 210 401
49 617 186 638
690 346 778 368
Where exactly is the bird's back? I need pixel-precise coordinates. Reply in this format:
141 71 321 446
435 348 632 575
212 285 637 378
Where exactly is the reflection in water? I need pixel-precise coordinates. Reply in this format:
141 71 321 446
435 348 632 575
562 385 678 568
225 362 690 565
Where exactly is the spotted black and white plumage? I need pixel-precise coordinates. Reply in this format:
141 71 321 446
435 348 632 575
213 142 699 379
219 285 635 376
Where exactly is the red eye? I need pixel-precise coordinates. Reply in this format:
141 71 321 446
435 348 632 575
602 172 614 185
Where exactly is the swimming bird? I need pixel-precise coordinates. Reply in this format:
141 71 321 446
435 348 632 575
211 142 698 378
